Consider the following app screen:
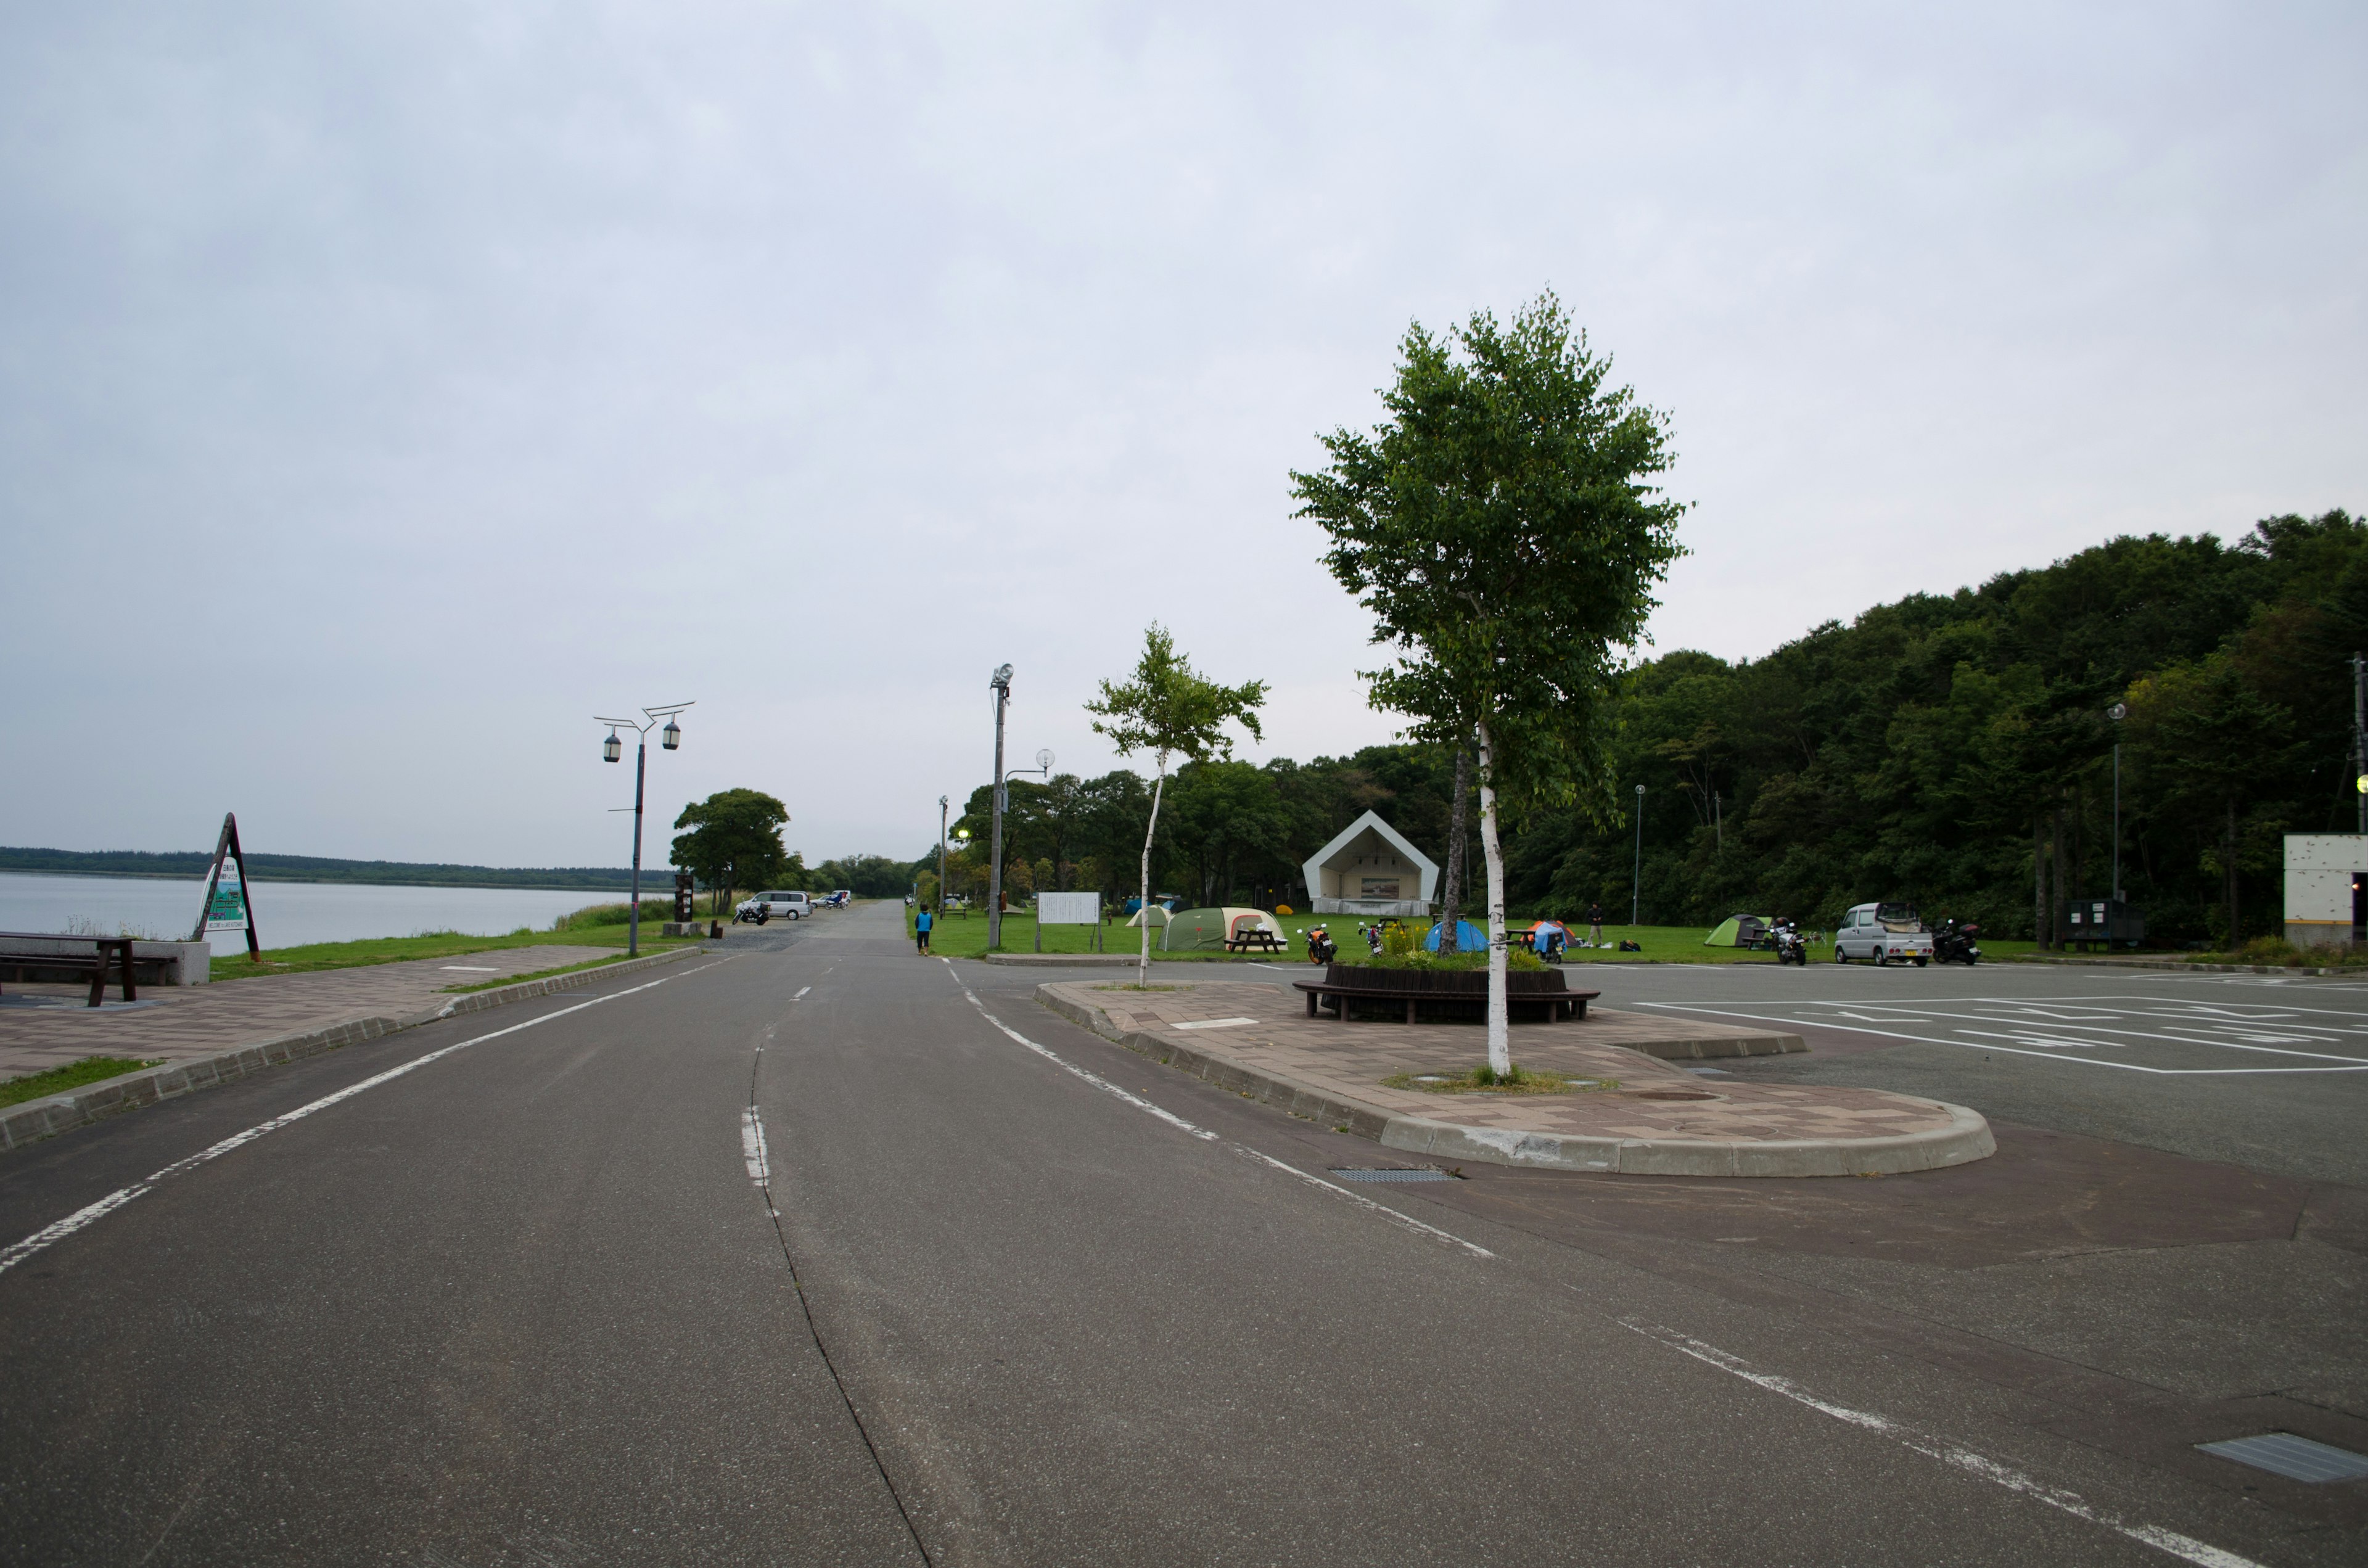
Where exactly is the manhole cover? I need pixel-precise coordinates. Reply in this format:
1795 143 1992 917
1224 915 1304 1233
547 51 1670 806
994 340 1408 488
2196 1433 2368 1484
1329 1168 1452 1183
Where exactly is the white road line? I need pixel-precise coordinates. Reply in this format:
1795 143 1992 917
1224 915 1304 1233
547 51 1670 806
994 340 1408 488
938 961 1492 1259
1632 1002 2368 1074
1621 1320 2264 1568
0 963 726 1279
794 986 812 1000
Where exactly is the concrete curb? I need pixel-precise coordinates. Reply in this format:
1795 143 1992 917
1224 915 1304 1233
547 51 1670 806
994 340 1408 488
2008 954 2360 979
1036 985 1992 1179
0 946 705 1153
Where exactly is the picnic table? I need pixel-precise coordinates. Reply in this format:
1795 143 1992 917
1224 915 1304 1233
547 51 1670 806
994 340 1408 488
0 932 139 1008
1225 930 1287 954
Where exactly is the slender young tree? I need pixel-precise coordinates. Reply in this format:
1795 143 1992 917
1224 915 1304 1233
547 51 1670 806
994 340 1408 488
1293 293 1686 1070
1085 624 1268 985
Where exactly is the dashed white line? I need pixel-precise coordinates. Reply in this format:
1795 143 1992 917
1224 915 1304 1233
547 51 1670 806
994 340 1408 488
1621 1321 2264 1568
0 963 726 1278
740 1106 772 1188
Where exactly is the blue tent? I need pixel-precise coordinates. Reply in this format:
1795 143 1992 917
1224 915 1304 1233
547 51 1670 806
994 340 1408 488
1423 919 1486 953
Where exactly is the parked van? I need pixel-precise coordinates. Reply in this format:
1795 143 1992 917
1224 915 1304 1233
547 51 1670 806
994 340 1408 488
735 890 812 924
1833 902 1933 966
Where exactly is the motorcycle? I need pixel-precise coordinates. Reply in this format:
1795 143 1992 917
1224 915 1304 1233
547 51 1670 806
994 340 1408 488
1773 922 1807 966
1934 917 1982 966
1305 926 1338 964
1358 922 1384 955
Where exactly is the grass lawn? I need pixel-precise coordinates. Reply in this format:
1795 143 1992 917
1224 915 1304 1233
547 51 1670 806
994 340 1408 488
910 908 2042 966
1 1056 159 1106
204 920 701 982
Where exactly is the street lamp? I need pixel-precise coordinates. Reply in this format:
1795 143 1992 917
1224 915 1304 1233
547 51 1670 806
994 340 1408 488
939 794 950 913
1631 784 1646 929
2107 702 2127 901
988 663 1013 950
595 700 694 957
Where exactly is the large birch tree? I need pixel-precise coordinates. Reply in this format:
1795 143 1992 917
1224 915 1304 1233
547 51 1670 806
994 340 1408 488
1292 294 1685 1070
1085 624 1268 985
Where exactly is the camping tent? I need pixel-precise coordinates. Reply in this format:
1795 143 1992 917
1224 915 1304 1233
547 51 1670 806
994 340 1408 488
1124 904 1172 929
1527 919 1572 954
1704 914 1775 948
1161 906 1283 951
1423 919 1486 953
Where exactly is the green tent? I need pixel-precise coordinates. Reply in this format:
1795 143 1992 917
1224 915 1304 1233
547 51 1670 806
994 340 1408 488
1704 914 1775 948
1161 907 1281 951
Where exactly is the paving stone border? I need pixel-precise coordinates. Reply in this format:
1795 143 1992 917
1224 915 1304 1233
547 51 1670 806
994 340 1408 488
1037 982 1993 1179
0 947 704 1153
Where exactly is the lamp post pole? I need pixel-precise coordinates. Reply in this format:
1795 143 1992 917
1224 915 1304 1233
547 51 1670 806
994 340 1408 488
2353 652 2366 835
939 795 950 913
1631 783 1646 928
596 702 694 958
2108 702 2127 901
989 664 1013 950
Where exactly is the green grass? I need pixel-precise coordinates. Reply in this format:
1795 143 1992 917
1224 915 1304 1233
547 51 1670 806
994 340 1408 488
206 912 699 982
1 1056 160 1107
911 909 2042 966
1379 1063 1610 1095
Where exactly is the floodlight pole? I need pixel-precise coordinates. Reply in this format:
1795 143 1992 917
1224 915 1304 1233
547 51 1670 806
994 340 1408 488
595 701 694 957
2353 652 2366 835
2108 702 2127 901
1631 784 1645 928
989 665 1012 950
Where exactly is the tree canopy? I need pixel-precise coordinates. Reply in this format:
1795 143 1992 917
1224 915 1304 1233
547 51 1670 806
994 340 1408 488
670 788 790 908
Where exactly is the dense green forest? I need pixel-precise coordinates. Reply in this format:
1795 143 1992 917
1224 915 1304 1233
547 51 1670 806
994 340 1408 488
0 848 648 891
932 512 2364 943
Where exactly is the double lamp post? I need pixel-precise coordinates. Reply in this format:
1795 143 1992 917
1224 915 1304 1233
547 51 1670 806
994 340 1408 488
596 701 694 956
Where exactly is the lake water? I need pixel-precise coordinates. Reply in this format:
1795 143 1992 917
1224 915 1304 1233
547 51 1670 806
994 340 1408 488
0 871 620 951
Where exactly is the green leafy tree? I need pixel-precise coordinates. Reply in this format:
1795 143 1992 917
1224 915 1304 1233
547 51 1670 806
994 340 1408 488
1294 293 1685 1067
1085 623 1268 983
670 789 790 913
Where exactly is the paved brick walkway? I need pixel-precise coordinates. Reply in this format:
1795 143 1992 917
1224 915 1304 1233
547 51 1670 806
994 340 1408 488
0 946 620 1080
1045 979 1962 1147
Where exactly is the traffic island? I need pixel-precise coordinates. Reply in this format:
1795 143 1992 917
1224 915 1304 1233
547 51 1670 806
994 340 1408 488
1036 979 1994 1178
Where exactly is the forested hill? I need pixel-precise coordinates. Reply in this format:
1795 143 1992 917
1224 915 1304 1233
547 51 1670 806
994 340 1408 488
0 848 647 891
950 510 2362 944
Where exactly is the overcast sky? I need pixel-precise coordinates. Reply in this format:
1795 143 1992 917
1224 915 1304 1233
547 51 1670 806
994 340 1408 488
3 1 2362 871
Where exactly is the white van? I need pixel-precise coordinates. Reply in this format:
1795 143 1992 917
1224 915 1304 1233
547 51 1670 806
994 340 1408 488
1833 902 1933 966
735 890 812 924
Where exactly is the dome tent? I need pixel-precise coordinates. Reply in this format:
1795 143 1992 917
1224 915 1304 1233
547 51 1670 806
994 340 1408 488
1704 914 1775 948
1423 919 1486 953
1161 907 1282 951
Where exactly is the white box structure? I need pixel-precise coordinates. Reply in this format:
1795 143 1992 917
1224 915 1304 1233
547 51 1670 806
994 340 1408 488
1301 810 1439 919
1036 892 1101 925
2284 835 2367 948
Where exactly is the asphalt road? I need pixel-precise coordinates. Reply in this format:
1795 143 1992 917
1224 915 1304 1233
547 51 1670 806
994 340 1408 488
1 904 2360 1565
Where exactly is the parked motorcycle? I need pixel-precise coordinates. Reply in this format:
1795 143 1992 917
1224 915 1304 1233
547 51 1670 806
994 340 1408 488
1933 917 1982 966
1773 921 1807 966
1305 926 1338 964
1358 922 1384 955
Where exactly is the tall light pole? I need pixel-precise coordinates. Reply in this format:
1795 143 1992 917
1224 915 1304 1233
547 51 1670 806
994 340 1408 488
2108 702 2127 901
596 700 694 957
2353 652 2366 835
988 663 1013 950
939 795 950 912
1630 783 1646 928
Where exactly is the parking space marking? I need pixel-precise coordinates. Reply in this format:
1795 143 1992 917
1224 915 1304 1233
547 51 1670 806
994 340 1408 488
1635 995 2368 1075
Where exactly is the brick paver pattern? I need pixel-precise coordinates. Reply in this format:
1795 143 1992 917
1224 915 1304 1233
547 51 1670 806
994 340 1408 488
1046 980 1959 1144
0 946 621 1080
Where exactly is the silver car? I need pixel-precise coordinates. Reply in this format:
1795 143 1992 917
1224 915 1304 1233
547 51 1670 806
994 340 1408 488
1833 901 1933 966
734 890 811 924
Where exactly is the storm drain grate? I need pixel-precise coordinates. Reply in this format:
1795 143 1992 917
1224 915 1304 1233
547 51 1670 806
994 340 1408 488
2196 1433 2368 1484
1329 1168 1452 1183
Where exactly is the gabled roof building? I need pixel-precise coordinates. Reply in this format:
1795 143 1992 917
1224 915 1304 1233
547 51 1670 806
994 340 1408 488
1301 810 1439 918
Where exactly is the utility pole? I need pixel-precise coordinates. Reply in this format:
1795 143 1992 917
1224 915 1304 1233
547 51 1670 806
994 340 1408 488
989 664 1013 950
1631 783 1645 927
1713 789 1722 855
939 795 950 913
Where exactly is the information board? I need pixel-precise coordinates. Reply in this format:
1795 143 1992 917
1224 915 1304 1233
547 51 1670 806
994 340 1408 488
1036 892 1101 925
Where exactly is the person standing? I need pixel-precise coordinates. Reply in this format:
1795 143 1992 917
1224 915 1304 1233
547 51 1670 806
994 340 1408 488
916 903 934 956
1587 901 1605 949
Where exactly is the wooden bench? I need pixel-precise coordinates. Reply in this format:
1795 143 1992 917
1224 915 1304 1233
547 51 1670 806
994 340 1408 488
0 933 138 1008
1293 978 1598 1024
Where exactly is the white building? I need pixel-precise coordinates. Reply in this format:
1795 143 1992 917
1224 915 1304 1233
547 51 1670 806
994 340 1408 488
1302 810 1439 919
2284 835 2367 948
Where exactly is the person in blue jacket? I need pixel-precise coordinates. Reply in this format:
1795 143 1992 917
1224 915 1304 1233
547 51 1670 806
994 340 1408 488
915 903 934 956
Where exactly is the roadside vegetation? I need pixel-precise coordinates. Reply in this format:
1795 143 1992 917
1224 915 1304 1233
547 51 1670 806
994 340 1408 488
1381 1063 1602 1095
0 1056 159 1107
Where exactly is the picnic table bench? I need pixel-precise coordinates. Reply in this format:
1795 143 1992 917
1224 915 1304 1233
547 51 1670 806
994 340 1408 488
1293 975 1598 1024
1225 930 1287 954
0 932 139 1008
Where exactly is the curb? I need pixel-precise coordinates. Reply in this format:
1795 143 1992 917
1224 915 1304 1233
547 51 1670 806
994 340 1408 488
2007 955 2360 979
0 946 705 1154
1035 986 1991 1179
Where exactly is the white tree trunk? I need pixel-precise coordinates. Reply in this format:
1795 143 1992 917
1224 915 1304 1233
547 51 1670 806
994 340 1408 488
1138 757 1169 987
1475 716 1510 1074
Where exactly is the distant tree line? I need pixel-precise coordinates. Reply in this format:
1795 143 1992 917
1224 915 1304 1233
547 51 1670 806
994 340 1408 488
922 512 2364 945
